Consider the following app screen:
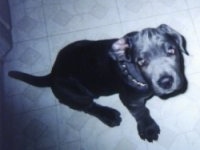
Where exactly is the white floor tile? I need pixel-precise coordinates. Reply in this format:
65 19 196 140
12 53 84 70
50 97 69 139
43 0 120 36
10 106 59 149
151 0 188 15
186 0 200 8
5 38 51 73
117 0 154 22
60 141 80 150
10 3 47 42
190 8 200 43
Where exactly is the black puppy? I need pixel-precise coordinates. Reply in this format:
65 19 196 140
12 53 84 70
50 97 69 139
8 24 188 142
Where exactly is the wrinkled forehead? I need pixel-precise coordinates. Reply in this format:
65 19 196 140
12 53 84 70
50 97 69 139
133 28 174 55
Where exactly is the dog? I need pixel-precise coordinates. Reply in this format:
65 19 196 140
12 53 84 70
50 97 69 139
8 24 188 142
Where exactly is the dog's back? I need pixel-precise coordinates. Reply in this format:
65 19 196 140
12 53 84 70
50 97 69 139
52 39 121 95
9 39 121 95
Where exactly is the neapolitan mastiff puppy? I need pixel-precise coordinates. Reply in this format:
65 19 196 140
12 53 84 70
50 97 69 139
9 24 188 142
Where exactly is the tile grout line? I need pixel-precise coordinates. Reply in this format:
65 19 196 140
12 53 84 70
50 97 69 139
115 0 125 35
115 0 122 23
187 9 200 47
40 1 55 72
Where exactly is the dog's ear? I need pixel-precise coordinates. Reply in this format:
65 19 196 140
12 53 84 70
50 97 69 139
109 32 138 61
109 37 149 91
158 24 189 55
109 38 129 61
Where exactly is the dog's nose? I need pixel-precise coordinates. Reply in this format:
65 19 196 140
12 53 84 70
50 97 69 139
158 75 174 89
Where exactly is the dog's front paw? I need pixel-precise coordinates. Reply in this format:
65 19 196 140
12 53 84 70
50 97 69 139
98 107 122 127
137 118 160 142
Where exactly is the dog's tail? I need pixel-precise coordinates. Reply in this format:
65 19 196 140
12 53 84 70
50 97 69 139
8 71 52 87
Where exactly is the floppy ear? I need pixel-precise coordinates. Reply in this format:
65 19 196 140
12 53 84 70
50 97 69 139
109 38 129 61
109 36 149 91
109 32 138 61
158 24 189 55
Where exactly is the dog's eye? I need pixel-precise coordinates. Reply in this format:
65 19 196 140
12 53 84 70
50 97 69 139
137 58 146 67
167 47 176 56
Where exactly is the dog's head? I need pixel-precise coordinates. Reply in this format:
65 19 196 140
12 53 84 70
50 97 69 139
110 24 188 97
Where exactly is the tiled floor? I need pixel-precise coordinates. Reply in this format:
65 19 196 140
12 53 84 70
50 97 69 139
3 0 200 149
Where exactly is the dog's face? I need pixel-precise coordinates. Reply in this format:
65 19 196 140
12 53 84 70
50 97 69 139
131 26 188 96
110 24 188 97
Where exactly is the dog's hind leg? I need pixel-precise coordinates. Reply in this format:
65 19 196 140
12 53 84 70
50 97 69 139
52 77 121 127
85 102 121 127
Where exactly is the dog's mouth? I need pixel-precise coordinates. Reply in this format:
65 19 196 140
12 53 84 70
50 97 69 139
118 61 148 90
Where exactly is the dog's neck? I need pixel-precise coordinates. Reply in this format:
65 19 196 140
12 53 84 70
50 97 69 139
109 41 148 89
117 60 147 88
